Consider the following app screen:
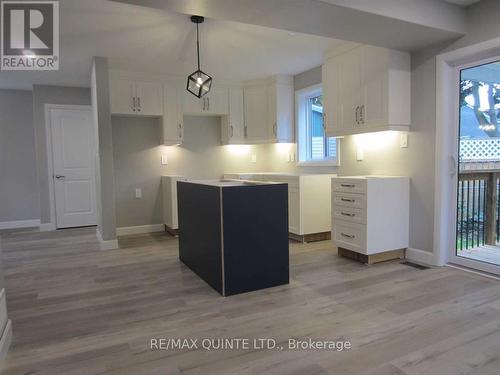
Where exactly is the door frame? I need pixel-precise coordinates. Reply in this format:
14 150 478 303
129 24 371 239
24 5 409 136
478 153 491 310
435 37 500 274
44 104 95 229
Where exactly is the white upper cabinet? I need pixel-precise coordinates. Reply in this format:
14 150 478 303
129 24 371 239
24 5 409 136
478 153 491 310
268 76 294 143
110 78 163 116
323 45 411 137
221 87 245 144
243 75 294 144
183 86 229 115
243 83 269 143
135 81 163 116
162 85 184 146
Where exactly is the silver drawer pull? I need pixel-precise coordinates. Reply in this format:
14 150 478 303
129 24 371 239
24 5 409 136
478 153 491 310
341 233 355 239
341 212 355 217
340 198 355 203
340 184 356 188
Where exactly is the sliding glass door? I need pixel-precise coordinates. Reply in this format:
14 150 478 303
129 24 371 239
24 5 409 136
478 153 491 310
452 61 500 274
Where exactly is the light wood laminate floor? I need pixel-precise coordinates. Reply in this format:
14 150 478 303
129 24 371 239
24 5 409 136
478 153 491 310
1 227 500 374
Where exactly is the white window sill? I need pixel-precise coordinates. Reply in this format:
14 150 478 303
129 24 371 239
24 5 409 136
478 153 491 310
297 160 340 167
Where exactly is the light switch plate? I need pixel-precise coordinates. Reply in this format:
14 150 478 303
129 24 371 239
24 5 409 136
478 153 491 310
135 188 142 199
400 133 409 148
356 147 364 161
251 154 257 163
161 155 168 165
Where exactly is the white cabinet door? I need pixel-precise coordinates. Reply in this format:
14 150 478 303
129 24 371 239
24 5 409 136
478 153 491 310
183 91 203 114
110 78 135 115
205 87 229 115
136 81 163 116
223 87 245 144
275 81 294 142
362 46 388 129
288 186 300 234
244 85 268 143
338 47 363 132
323 59 337 136
163 85 184 145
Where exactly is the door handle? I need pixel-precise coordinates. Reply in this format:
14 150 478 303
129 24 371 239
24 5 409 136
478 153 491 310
137 97 141 112
54 175 66 179
132 97 136 112
355 106 359 124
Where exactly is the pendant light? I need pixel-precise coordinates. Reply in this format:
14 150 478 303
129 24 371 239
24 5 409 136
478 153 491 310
186 15 212 98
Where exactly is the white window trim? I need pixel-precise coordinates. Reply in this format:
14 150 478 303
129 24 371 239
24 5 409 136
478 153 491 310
295 84 340 167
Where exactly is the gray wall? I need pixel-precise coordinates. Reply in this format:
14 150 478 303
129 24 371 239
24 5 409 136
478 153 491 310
0 90 39 222
112 117 163 228
111 115 269 228
32 85 91 224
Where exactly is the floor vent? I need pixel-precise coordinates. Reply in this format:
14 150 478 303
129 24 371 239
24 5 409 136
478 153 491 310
401 261 430 270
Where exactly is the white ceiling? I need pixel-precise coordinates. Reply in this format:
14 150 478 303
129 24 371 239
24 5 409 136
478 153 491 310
0 0 347 90
442 0 480 6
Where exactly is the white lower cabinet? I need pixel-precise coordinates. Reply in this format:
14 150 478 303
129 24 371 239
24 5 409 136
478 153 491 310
224 173 335 237
331 176 409 255
162 175 187 231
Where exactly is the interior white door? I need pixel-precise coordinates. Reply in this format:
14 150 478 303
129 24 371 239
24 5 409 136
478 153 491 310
50 108 98 228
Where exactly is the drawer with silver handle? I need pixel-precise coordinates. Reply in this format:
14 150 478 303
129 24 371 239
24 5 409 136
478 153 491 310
332 178 367 194
332 206 365 225
332 222 366 254
332 192 366 209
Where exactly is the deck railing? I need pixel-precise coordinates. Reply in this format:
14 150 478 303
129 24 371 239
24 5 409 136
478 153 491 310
457 172 500 250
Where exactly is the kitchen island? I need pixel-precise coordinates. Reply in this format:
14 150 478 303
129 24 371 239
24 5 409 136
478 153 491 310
177 180 289 296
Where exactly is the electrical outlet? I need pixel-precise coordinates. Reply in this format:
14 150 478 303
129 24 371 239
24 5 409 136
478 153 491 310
135 188 142 199
161 154 168 165
400 133 409 148
251 154 257 163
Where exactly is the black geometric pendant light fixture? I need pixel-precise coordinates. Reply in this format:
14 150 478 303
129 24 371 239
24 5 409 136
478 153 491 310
186 15 212 98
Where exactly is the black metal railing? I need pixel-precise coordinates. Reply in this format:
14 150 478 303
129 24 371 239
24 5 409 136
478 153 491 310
457 172 500 251
457 175 487 250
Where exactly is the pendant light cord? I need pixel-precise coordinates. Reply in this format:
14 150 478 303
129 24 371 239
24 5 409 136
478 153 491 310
196 22 201 71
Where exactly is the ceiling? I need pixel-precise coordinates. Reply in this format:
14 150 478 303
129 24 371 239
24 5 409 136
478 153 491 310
0 0 347 90
442 0 480 6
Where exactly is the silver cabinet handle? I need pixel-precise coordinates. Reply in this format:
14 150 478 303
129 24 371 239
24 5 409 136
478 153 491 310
340 198 355 203
207 97 210 111
230 125 234 138
178 123 182 139
273 122 277 137
341 233 355 239
341 184 356 188
244 126 247 138
132 97 136 112
137 97 141 112
355 106 359 124
360 105 364 124
341 212 355 217
55 175 66 179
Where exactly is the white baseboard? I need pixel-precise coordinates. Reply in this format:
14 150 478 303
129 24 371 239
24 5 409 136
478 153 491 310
96 228 119 251
0 219 40 230
0 288 11 372
406 248 436 266
39 222 56 231
116 224 165 236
